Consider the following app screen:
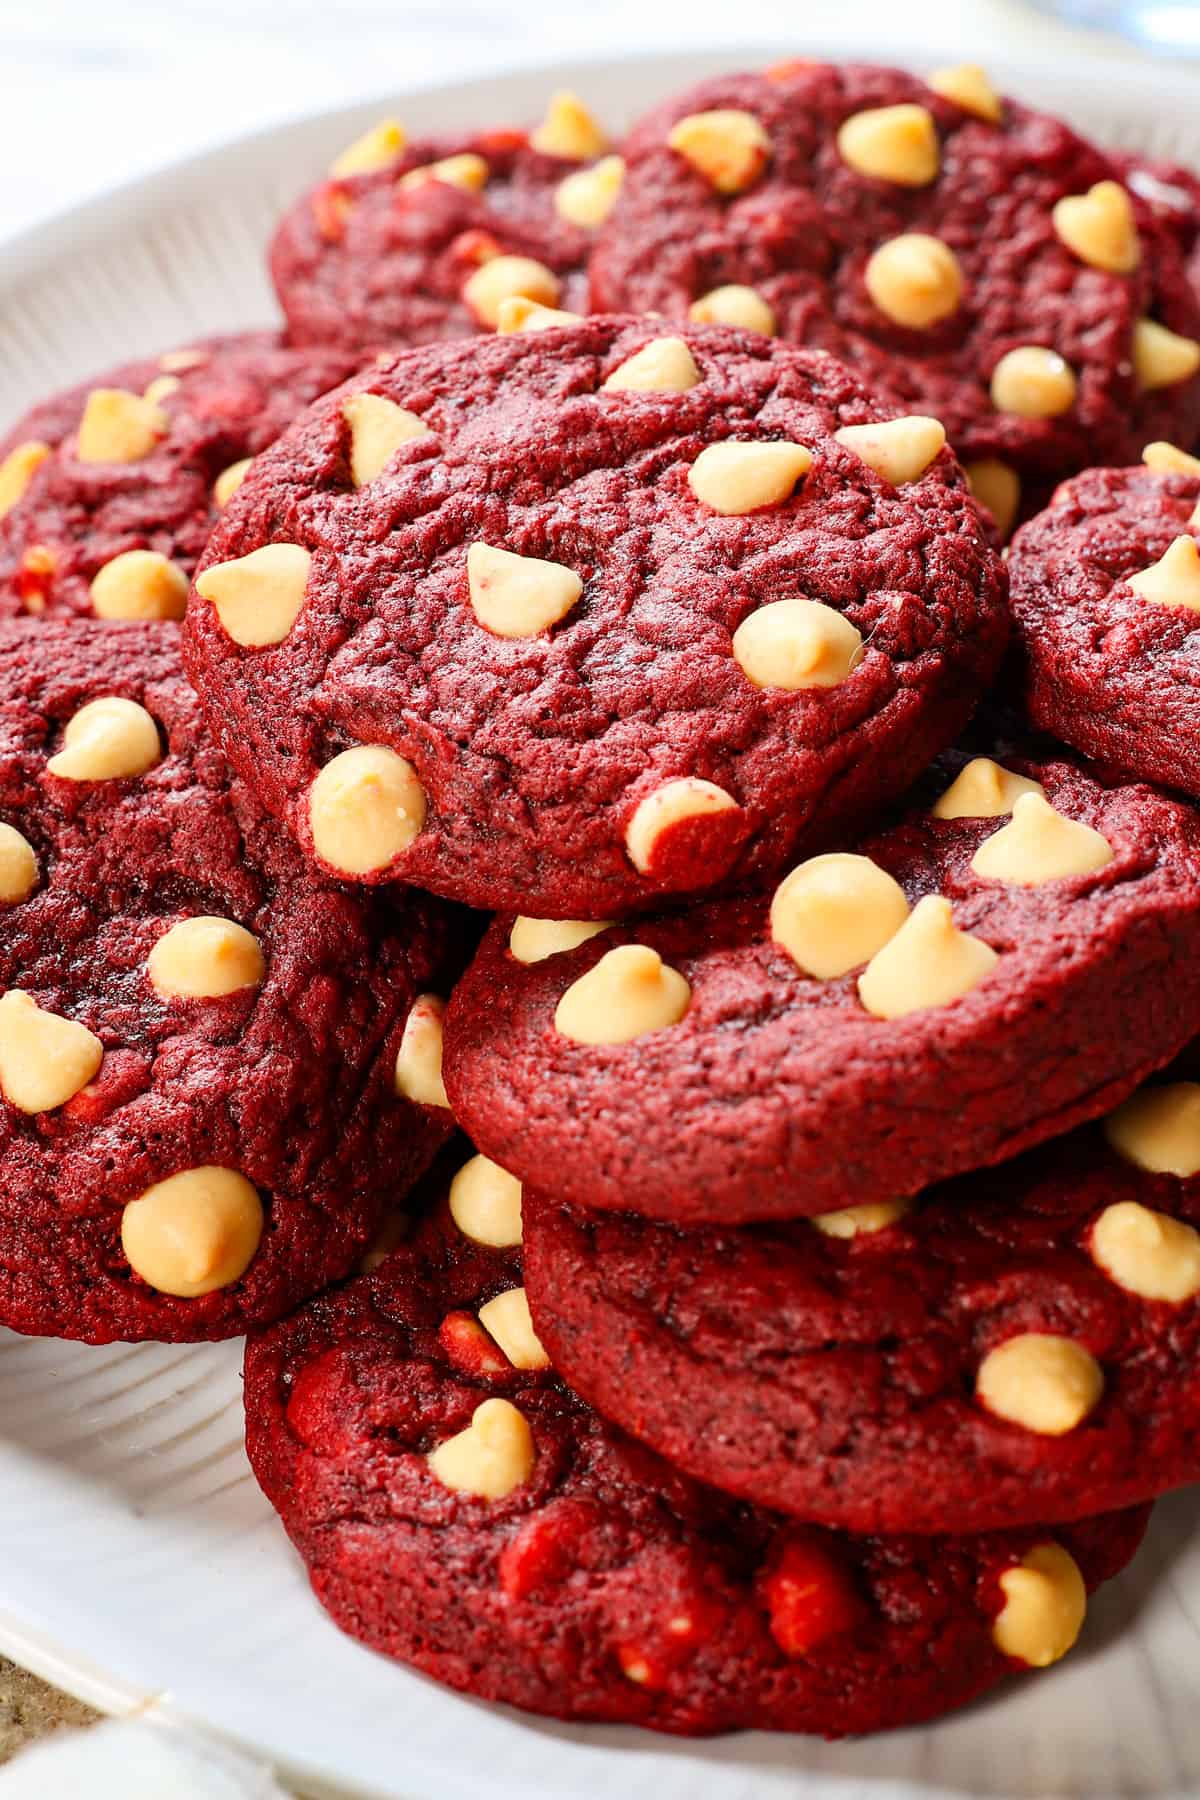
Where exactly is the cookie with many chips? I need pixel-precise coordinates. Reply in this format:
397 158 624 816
0 333 356 620
243 1145 1148 1736
525 1065 1200 1533
182 315 1006 916
445 754 1200 1221
0 619 457 1342
270 96 615 352
589 60 1200 518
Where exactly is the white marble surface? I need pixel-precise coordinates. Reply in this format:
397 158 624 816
0 0 1163 242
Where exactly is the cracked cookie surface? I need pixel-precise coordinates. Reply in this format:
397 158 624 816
0 619 456 1342
183 315 1006 916
244 1146 1148 1735
0 334 357 621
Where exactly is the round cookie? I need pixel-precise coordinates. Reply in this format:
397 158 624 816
243 1146 1149 1736
1009 455 1200 795
589 60 1200 510
270 96 613 352
182 314 1007 916
0 618 458 1343
0 333 357 621
444 753 1200 1222
525 1065 1200 1534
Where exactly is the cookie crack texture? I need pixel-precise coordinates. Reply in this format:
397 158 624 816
184 316 1005 914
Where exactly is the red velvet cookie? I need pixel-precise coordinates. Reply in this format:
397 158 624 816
589 61 1200 511
444 754 1200 1223
0 333 357 621
524 1062 1200 1533
243 1147 1149 1736
270 97 614 352
1008 457 1200 794
0 619 458 1343
182 315 1007 916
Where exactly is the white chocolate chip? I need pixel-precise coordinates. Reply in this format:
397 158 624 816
0 990 103 1113
120 1166 264 1297
509 917 612 963
837 104 940 186
342 393 430 487
477 1286 550 1371
329 119 406 178
1052 181 1140 273
625 778 739 875
970 792 1114 886
1090 1200 1200 1303
554 943 691 1045
495 297 583 333
1127 534 1200 612
865 234 963 329
142 374 180 408
858 894 997 1019
771 853 910 980
990 347 1078 418
0 824 37 904
976 1333 1104 1435
212 458 253 509
195 543 311 647
926 63 1003 122
466 541 583 638
992 1544 1087 1668
1104 1081 1200 1177
427 1397 535 1500
1142 440 1200 476
90 550 189 622
812 1199 912 1238
308 745 427 875
1134 318 1200 390
449 1154 523 1247
732 598 863 690
964 459 1021 537
688 285 777 336
148 916 265 1000
393 993 450 1107
933 758 1045 820
554 155 625 227
158 349 208 373
667 109 771 194
463 255 561 328
76 389 167 464
603 337 701 393
532 90 608 160
47 697 161 782
835 416 945 485
0 441 50 519
398 153 489 193
688 440 812 514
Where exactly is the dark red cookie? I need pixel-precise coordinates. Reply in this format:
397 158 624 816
444 753 1200 1223
0 618 458 1343
1008 458 1200 795
1122 152 1200 270
270 101 611 352
589 61 1200 501
0 333 358 621
243 1147 1148 1736
182 315 1007 917
525 1060 1200 1533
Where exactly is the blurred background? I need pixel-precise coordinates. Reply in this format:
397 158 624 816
4 0 1195 240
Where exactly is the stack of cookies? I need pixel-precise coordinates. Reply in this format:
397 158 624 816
4 54 1200 1744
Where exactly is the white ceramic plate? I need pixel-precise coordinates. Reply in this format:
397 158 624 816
3 42 1200 1800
